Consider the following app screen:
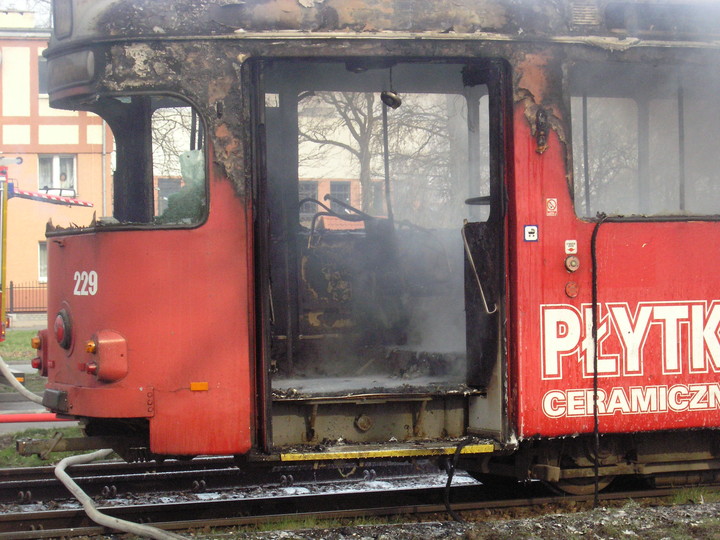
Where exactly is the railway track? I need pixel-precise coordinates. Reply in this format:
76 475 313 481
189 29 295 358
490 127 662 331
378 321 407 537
1 456 242 504
0 456 419 505
0 463 678 539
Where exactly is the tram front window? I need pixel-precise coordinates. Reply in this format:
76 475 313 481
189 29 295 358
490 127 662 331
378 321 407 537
67 95 207 229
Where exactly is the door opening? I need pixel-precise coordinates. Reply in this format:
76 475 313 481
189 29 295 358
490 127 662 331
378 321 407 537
260 59 502 400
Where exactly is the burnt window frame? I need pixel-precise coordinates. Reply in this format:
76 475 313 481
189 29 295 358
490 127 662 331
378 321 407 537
569 60 720 221
250 54 511 448
46 92 209 235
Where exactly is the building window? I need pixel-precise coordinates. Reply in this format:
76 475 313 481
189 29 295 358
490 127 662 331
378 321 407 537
329 181 351 214
38 242 47 283
39 154 76 196
299 180 318 218
38 56 48 95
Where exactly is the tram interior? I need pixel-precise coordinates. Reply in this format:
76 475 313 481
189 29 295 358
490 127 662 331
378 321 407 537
263 60 496 397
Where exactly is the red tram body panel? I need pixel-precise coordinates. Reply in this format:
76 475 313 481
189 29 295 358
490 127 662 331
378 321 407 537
511 118 720 437
45 177 254 455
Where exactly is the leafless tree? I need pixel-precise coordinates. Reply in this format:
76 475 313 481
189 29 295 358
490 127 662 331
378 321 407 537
572 96 639 216
151 107 194 177
300 92 377 211
0 0 51 27
298 91 473 226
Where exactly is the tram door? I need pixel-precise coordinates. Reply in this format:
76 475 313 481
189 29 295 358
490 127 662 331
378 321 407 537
460 68 505 439
257 59 505 445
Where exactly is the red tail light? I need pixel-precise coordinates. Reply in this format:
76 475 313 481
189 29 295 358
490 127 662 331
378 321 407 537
54 309 72 350
30 330 49 376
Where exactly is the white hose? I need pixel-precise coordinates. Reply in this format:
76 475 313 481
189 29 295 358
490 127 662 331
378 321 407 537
55 449 187 540
3 350 186 539
0 353 42 404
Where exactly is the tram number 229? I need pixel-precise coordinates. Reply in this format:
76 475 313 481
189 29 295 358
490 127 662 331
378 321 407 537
73 270 98 296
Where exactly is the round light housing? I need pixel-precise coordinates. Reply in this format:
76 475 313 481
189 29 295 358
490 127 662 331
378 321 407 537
54 309 72 350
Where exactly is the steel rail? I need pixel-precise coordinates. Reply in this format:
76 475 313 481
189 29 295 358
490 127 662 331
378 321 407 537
0 458 423 504
0 456 235 482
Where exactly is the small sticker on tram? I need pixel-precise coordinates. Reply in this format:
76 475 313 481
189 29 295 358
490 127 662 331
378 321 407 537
546 198 558 216
565 240 578 254
524 225 539 242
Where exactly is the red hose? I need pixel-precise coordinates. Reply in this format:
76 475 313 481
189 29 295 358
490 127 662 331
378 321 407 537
0 413 71 423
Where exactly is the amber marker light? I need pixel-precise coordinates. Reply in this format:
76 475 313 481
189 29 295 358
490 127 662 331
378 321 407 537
30 337 41 350
85 340 97 354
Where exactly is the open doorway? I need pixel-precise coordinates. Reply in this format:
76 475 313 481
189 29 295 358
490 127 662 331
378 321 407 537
260 59 502 401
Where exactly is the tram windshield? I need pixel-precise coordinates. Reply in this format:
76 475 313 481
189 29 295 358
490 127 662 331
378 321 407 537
57 96 207 230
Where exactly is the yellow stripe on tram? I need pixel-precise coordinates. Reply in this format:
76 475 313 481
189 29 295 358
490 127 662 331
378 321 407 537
280 443 495 462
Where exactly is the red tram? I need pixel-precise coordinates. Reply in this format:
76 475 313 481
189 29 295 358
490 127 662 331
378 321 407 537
24 0 720 493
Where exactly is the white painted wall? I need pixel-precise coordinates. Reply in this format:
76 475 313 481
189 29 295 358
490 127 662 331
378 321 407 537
2 46 30 117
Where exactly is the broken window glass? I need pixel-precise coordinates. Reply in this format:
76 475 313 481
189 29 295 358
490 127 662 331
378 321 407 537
78 95 206 229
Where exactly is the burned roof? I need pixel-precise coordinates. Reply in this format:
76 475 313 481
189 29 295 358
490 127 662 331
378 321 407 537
49 0 720 53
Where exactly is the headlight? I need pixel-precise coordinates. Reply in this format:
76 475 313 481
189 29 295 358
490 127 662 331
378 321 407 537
48 50 95 93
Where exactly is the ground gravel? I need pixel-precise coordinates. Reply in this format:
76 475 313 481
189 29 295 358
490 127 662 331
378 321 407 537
235 501 720 539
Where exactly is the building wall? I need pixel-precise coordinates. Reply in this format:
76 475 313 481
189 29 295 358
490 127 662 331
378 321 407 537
0 15 112 289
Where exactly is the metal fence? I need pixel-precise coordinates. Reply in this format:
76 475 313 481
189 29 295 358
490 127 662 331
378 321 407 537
6 281 47 313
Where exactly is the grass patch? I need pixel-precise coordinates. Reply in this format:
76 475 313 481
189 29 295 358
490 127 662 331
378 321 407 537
690 517 720 538
0 426 86 467
18 372 46 394
237 515 404 535
0 329 45 394
0 329 37 364
254 517 346 532
671 486 720 505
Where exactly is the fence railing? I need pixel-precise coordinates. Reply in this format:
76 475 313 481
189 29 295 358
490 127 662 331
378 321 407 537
6 281 47 313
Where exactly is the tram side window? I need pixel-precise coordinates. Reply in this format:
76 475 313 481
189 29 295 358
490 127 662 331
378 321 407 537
571 63 720 217
95 95 206 227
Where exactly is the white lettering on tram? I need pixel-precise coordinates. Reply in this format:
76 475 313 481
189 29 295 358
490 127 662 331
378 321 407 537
541 301 720 379
73 270 98 296
542 383 720 418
